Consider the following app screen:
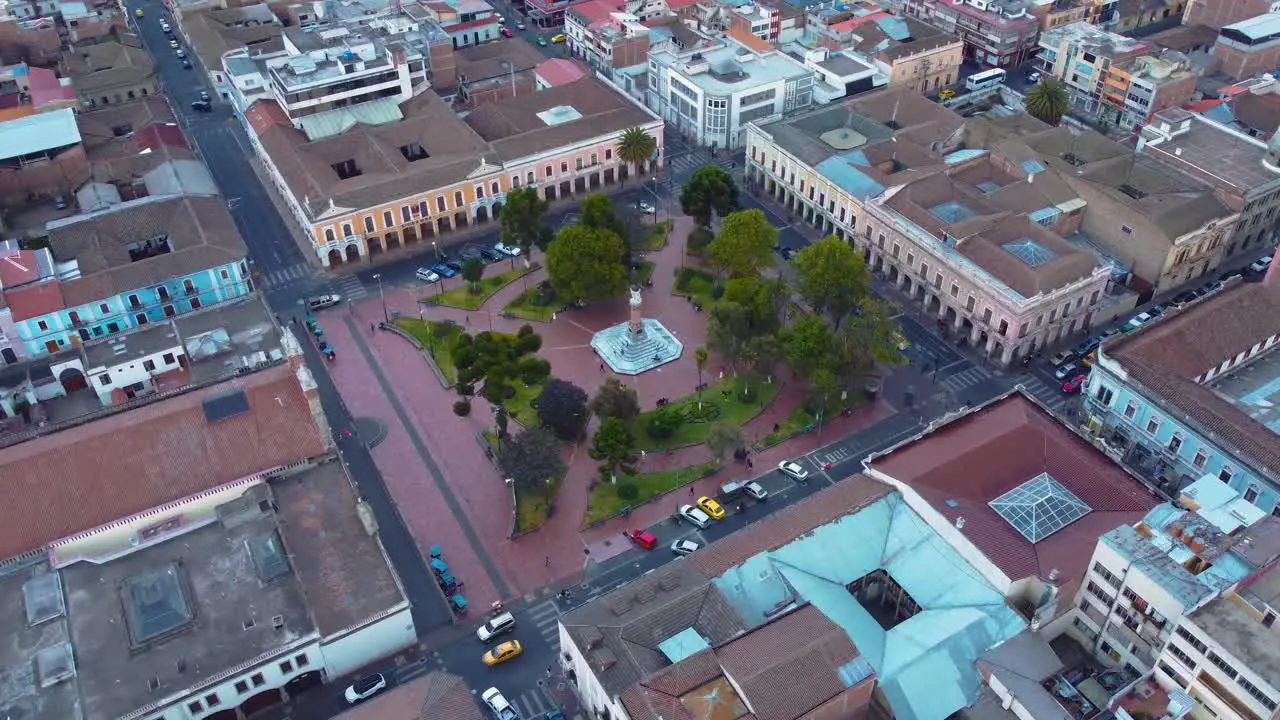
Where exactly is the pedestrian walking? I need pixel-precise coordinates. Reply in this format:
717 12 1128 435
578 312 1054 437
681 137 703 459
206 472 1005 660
689 486 695 496
465 314 471 325
747 458 753 470
600 362 605 372
370 323 375 333
544 555 551 567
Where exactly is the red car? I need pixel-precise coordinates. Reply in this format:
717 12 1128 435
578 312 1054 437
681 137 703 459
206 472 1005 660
628 529 656 550
1062 373 1087 394
500 26 513 38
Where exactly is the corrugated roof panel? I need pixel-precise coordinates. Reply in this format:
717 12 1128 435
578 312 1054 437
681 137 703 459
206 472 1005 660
0 107 80 161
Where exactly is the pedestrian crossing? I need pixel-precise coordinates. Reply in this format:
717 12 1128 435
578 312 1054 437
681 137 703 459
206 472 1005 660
525 599 562 649
335 274 369 302
1013 373 1080 416
508 685 559 719
666 152 737 178
256 262 311 290
938 364 994 394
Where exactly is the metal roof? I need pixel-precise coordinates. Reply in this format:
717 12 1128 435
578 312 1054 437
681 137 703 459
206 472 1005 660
0 108 81 161
710 493 1026 720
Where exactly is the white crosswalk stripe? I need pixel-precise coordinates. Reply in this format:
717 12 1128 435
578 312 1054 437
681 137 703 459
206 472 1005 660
257 262 311 289
336 274 368 301
514 689 552 719
940 365 993 393
1013 373 1077 414
667 153 736 176
526 599 562 649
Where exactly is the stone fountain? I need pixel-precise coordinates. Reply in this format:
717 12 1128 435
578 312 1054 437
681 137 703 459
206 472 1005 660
590 286 683 375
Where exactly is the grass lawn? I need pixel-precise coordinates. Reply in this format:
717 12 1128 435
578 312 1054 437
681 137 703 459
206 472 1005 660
754 394 866 450
503 286 558 322
582 462 719 527
516 479 558 533
634 261 655 287
633 375 780 451
632 220 671 252
391 318 464 384
502 379 544 428
427 263 539 310
671 266 717 308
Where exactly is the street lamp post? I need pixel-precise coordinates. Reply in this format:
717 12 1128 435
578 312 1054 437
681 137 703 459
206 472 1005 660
432 241 440 261
373 273 389 324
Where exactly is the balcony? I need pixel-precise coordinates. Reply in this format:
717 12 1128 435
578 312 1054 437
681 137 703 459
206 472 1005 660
1082 602 1108 628
1196 672 1263 720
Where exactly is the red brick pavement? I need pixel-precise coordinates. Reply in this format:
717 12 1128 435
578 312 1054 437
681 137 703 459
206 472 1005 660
319 212 894 601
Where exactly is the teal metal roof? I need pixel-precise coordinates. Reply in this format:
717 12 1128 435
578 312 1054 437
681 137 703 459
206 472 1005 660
711 494 1025 720
657 627 710 663
815 153 885 200
944 149 987 165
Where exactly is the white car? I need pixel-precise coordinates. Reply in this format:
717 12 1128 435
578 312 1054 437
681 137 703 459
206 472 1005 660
306 294 341 310
1054 363 1080 381
637 201 656 215
778 460 809 483
678 504 711 529
344 673 387 703
515 21 526 29
416 267 440 283
495 242 521 256
1027 71 1042 83
1123 312 1152 332
671 539 701 555
1250 255 1272 273
482 687 519 720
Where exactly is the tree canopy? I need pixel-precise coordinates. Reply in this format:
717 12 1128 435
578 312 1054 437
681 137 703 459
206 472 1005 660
706 209 777 278
791 235 870 328
782 314 837 379
589 377 640 421
499 186 552 253
545 225 628 303
679 165 738 227
499 427 566 491
580 192 627 239
1025 77 1069 126
534 378 590 440
590 417 636 474
616 127 657 185
461 258 485 292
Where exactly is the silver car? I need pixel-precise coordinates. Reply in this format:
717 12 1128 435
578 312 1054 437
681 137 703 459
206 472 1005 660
671 539 701 556
678 504 711 529
778 460 809 483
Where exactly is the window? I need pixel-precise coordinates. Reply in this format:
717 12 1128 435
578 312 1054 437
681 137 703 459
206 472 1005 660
476 185 485 199
236 680 249 694
1145 417 1160 435
605 149 613 160
1238 675 1278 711
1168 434 1182 453
143 359 155 372
1158 662 1187 688
187 701 203 714
296 653 309 667
1245 485 1260 503
383 210 393 227
401 206 412 223
1166 643 1195 669
950 283 959 298
342 223 353 237
1092 561 1121 588
37 320 48 332
437 197 446 213
966 296 976 312
1176 626 1208 654
527 171 535 184
1192 450 1207 468
545 165 552 178
1220 466 1234 483
251 672 266 687
99 303 109 313
280 659 294 674
324 228 336 243
205 693 220 708
1123 402 1136 419
98 373 111 386
163 353 175 365
561 162 568 173
419 200 429 217
1264 611 1276 629
1206 651 1238 679
491 181 499 195
454 191 463 207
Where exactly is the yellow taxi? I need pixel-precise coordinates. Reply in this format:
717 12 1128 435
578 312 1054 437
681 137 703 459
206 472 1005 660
551 33 566 43
938 88 956 99
134 8 143 16
483 640 523 667
169 39 180 49
696 496 725 520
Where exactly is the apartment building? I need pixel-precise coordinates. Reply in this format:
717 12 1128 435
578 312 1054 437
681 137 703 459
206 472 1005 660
419 0 505 48
1037 22 1153 118
1213 13 1280 81
1138 108 1280 261
848 15 964 93
565 4 651 73
1184 0 1276 28
180 4 285 96
1085 279 1280 504
1098 51 1197 130
897 0 1041 68
60 38 159 109
1109 0 1186 33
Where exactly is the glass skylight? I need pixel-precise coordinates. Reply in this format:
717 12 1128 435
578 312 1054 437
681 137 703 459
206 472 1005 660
989 473 1091 543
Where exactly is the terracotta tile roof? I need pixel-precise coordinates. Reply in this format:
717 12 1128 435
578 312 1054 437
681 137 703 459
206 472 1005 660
691 476 892 578
1231 92 1280 138
1105 280 1280 476
0 250 43 288
535 58 587 87
272 462 404 635
866 392 1158 600
0 362 327 560
4 281 66 321
642 649 723 696
134 122 189 151
60 40 156 94
244 99 292 138
336 671 484 720
716 605 861 720
77 97 176 149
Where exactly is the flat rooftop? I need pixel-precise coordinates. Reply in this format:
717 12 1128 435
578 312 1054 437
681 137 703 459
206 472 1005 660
1192 581 1280 690
81 295 283 384
63 484 316 720
0 565 79 720
1141 114 1280 193
0 107 80 161
271 462 405 636
1210 346 1280 434
652 40 811 95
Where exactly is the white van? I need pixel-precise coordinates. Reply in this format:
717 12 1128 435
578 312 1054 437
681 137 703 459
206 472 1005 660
476 611 516 642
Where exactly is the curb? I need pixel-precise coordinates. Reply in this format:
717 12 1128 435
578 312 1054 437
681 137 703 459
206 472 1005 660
379 321 453 389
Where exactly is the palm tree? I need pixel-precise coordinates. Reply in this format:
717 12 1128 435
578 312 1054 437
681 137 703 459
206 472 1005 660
1025 77 1069 127
616 127 657 187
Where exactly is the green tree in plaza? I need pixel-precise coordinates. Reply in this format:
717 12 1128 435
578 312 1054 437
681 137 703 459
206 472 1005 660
836 297 906 374
500 186 553 255
706 209 777 279
589 377 641 421
706 303 750 373
721 277 787 337
1025 77 1069 127
545 225 628 303
461 257 485 294
616 127 657 187
535 378 590 441
782 314 837 379
680 164 738 227
590 417 637 475
580 193 627 239
791 235 871 329
500 427 567 492
704 422 744 464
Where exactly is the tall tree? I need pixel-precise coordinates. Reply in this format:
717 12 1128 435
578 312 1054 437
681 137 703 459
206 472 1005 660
499 186 551 255
742 333 782 382
545 225 628 303
615 127 657 187
590 417 636 474
679 165 738 227
706 209 777 279
694 347 708 409
580 192 627 239
704 423 743 464
535 379 590 440
499 427 567 491
461 257 485 293
706 303 750 372
783 314 837 379
1025 77 1069 127
835 297 905 378
791 235 870 328
721 277 786 337
589 377 640 421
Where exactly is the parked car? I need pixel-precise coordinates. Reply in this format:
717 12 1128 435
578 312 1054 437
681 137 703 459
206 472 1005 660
1049 350 1075 367
482 687 520 720
1123 312 1152 332
1073 338 1100 356
1062 373 1088 394
1027 71 1042 83
551 33 566 43
937 88 956 99
344 674 388 704
1080 351 1097 368
445 261 463 274
696 496 725 520
720 480 767 501
1054 363 1080 381
307 294 342 311
637 201 656 215
134 8 143 16
190 100 212 112
169 38 180 48
416 267 441 283
678 504 711 529
431 262 456 278
627 529 656 549
181 59 192 69
53 195 69 210
778 460 809 483
483 640 523 667
671 539 701 556
476 611 516 642
1251 255 1273 273
536 37 548 46
494 242 521 256
515 21 526 29
199 90 210 101
1170 290 1197 307
480 248 503 263
500 27 513 38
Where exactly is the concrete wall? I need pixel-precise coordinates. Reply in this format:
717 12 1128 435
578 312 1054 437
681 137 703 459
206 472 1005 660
320 604 417 679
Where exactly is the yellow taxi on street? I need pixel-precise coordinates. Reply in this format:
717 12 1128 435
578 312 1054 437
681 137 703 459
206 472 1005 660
696 496 725 520
483 640 523 668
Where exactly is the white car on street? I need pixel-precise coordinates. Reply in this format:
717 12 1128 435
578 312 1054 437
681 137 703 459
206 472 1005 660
344 673 387 703
678 504 711 529
495 242 521 256
415 267 440 283
671 539 701 556
482 687 519 720
637 201 656 215
778 460 809 483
